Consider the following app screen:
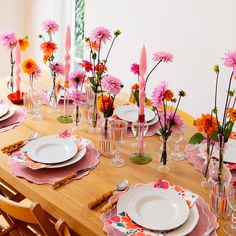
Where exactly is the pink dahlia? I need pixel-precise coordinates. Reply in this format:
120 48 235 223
41 19 59 34
71 90 86 105
130 63 140 75
91 26 111 44
0 31 17 49
151 81 168 108
223 51 236 68
162 112 184 133
80 60 93 72
101 75 123 96
49 62 64 76
69 70 85 87
153 51 173 62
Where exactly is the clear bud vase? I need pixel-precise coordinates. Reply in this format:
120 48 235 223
157 135 170 173
48 76 59 113
71 104 81 132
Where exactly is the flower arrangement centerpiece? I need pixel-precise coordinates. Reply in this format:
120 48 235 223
130 51 173 105
0 30 29 92
39 19 64 111
83 26 121 128
151 81 186 173
69 70 86 130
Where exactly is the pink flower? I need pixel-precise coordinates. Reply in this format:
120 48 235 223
130 63 140 75
41 19 59 34
69 71 85 87
49 62 64 76
161 112 184 133
80 60 93 72
91 26 111 44
153 51 173 62
223 51 236 68
34 65 41 79
101 75 123 96
0 31 17 49
71 90 86 105
153 179 169 189
151 81 168 108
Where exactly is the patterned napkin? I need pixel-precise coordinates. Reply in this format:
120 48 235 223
108 179 198 236
12 130 91 170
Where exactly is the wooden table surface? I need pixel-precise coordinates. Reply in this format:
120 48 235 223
0 77 226 235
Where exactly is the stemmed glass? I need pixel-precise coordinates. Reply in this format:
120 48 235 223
110 120 128 167
170 130 185 161
30 90 44 120
224 180 236 235
131 120 148 149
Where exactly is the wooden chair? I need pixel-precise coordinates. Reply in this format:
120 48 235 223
0 193 71 236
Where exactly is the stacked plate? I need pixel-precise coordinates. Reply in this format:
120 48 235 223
114 104 157 126
117 184 199 235
0 103 16 122
22 136 87 169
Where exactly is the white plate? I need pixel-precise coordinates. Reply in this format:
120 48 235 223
27 136 78 164
0 106 16 122
0 104 9 117
117 184 199 235
114 105 155 123
199 141 236 164
126 188 189 230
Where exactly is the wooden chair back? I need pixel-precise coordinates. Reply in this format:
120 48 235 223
55 219 72 236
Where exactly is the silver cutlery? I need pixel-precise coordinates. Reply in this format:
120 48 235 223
202 226 216 236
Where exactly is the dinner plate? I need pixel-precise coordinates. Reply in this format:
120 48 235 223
114 105 155 123
27 136 78 164
117 184 199 235
0 106 16 122
0 104 9 117
199 140 236 164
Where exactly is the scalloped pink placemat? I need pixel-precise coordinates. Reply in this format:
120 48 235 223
100 184 218 236
0 108 26 132
8 143 100 184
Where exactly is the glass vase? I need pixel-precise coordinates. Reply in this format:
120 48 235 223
71 104 82 132
157 136 170 173
209 161 232 218
48 77 60 113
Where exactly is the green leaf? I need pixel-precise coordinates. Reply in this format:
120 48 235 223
133 90 139 106
189 133 205 144
88 77 96 87
224 121 234 142
212 130 219 142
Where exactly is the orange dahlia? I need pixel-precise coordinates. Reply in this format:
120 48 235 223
18 37 29 51
227 108 236 122
97 95 114 115
40 41 57 55
195 113 218 136
85 39 99 51
22 59 36 74
163 89 174 101
94 64 107 73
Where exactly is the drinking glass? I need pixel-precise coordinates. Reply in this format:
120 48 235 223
131 120 148 149
224 181 236 234
30 90 44 120
110 120 128 167
170 130 185 161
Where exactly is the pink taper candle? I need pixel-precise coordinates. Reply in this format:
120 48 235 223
15 42 21 92
64 25 71 85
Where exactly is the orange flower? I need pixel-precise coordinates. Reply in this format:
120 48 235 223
86 40 99 51
22 59 36 74
131 83 139 90
97 95 114 114
94 64 107 73
40 41 57 55
163 89 174 101
145 98 152 106
195 113 218 136
18 37 29 51
227 108 236 122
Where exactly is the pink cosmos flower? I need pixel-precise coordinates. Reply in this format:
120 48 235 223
80 60 93 72
223 51 236 68
69 71 85 87
41 19 59 34
0 31 17 49
153 51 173 62
161 112 184 133
151 81 168 108
130 63 140 76
101 75 123 96
71 90 86 105
34 65 41 79
91 26 111 44
49 62 64 76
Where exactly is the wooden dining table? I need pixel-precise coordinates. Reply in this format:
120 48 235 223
0 76 227 235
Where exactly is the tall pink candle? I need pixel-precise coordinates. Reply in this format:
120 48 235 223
64 25 71 85
15 43 21 92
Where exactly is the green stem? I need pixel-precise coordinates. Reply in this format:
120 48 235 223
104 35 117 65
145 60 162 83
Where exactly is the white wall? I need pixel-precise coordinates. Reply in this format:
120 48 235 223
84 0 236 118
